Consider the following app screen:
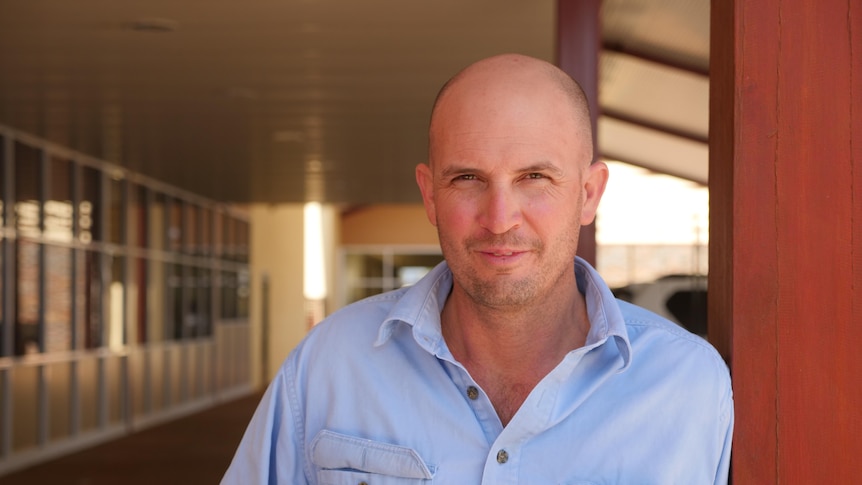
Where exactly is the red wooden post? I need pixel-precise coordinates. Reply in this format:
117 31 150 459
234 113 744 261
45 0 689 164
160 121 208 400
557 0 601 267
711 0 862 482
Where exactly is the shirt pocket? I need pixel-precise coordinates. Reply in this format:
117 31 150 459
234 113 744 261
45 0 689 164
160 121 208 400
311 430 436 484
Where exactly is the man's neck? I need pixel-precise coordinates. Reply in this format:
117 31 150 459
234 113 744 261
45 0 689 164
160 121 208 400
440 281 590 425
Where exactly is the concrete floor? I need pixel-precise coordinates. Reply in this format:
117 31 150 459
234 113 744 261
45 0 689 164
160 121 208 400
1 392 262 485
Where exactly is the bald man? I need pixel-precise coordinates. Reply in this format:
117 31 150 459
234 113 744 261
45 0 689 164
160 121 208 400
223 54 733 484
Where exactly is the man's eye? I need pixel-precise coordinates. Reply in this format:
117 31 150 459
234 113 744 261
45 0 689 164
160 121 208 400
454 174 477 181
526 173 546 180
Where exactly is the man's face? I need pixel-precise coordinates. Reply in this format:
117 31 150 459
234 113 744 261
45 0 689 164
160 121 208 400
417 78 605 310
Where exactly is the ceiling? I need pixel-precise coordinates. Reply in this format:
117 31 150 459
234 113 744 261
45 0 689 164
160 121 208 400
0 0 709 205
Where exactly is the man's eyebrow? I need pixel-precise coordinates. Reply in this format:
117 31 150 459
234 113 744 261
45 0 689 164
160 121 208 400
439 161 565 178
520 161 565 177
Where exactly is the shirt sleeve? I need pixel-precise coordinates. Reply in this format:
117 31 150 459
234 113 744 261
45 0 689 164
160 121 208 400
221 361 308 485
713 381 735 485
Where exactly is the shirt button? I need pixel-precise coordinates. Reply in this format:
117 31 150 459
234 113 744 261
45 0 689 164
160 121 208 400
466 386 479 400
496 449 509 464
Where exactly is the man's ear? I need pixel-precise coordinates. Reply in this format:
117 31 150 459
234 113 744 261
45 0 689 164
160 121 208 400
580 161 609 225
415 163 438 227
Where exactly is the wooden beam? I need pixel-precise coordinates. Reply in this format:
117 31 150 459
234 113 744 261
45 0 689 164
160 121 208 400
710 0 862 482
557 0 601 267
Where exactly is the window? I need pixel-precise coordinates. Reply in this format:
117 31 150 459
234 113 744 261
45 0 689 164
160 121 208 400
222 214 235 261
14 142 41 238
185 204 198 255
128 183 148 248
148 192 165 251
0 136 6 356
14 142 42 355
168 198 183 253
80 166 102 244
109 178 125 245
200 207 212 256
44 244 72 352
108 254 125 349
341 247 443 306
168 262 185 339
82 249 103 349
15 239 41 355
45 157 74 243
44 157 74 353
236 219 249 264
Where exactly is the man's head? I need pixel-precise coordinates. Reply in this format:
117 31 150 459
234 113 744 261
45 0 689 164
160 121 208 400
416 54 608 310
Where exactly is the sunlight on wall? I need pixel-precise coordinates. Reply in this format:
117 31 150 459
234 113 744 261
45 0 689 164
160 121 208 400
596 161 709 287
597 161 708 246
303 202 327 300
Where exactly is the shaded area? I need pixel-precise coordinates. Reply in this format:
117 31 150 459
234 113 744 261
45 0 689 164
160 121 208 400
2 392 262 485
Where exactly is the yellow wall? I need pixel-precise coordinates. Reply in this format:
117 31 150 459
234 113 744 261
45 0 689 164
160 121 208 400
249 203 435 388
249 204 306 386
341 204 439 246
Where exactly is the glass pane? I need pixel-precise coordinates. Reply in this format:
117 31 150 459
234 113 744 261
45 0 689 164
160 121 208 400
0 240 4 356
168 199 183 253
14 142 41 239
198 267 211 336
11 365 39 452
15 240 41 355
129 257 147 344
189 267 211 337
74 249 85 350
346 253 384 279
221 270 237 319
223 215 235 261
349 285 386 304
78 357 98 432
169 263 183 339
45 156 74 243
129 351 146 418
106 356 122 425
45 245 73 352
0 372 6 441
200 207 212 256
236 219 249 264
48 362 72 441
1 134 6 226
148 260 165 342
109 178 124 244
237 269 249 319
185 204 198 255
148 192 165 251
166 346 181 405
150 348 164 411
83 250 103 349
80 166 102 243
107 255 125 349
180 264 196 339
128 183 148 248
200 345 212 395
392 254 444 287
189 345 202 398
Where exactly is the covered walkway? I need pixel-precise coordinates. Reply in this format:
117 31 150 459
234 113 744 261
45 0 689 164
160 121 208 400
1 393 261 484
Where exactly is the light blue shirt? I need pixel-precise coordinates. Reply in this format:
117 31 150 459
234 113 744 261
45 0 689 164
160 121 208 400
223 258 733 484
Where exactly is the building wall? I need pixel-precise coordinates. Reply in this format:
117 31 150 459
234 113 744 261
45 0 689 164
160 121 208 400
341 205 438 246
248 204 303 385
0 126 253 476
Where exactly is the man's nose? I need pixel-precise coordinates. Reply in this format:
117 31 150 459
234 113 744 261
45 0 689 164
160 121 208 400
477 185 522 235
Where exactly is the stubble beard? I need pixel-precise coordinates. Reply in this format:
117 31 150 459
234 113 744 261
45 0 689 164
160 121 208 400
439 231 575 311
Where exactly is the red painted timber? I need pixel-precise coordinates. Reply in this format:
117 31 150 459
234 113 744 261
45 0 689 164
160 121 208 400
711 0 861 482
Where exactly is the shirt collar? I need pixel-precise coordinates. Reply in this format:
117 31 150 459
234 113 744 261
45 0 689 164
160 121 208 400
374 257 633 370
